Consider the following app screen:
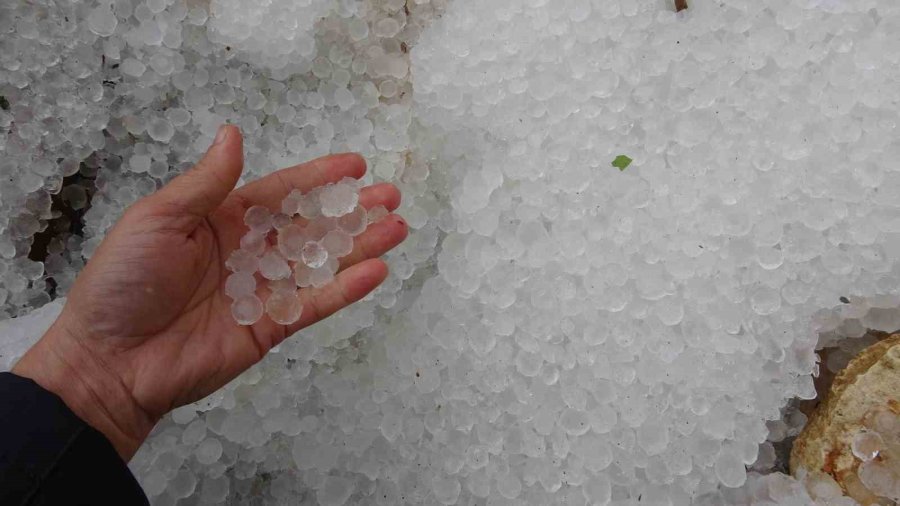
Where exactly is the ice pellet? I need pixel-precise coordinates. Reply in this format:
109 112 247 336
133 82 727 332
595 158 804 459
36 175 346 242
224 272 256 299
225 249 259 273
319 182 359 218
244 206 274 232
231 295 264 326
265 291 303 325
322 230 354 258
366 205 389 225
87 5 118 37
337 206 368 236
258 250 291 281
851 430 883 462
301 241 328 269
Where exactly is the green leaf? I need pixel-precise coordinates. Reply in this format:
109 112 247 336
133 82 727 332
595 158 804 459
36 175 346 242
611 155 632 171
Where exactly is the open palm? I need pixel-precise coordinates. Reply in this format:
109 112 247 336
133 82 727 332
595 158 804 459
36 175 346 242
13 126 407 460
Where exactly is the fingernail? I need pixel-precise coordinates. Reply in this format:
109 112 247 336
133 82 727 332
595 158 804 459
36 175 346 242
214 125 228 146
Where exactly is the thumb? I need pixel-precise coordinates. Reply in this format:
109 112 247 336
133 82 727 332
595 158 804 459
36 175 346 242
150 124 244 220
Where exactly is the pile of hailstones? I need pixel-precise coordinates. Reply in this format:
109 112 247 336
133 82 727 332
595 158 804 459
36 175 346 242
849 407 900 501
224 177 388 326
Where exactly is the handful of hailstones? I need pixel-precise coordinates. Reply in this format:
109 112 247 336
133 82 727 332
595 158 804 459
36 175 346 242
225 177 389 326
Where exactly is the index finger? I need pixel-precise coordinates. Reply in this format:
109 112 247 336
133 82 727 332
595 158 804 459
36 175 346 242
235 153 367 206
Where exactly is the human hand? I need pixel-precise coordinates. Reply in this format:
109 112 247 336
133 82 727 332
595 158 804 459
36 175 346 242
12 125 408 460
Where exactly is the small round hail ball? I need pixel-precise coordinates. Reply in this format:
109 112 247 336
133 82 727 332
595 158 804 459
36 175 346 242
225 272 256 299
266 291 303 325
304 216 337 242
244 205 273 232
272 213 292 230
309 257 340 288
851 430 884 462
268 277 296 294
294 263 313 288
871 410 900 435
367 205 389 225
259 250 292 280
240 231 267 256
281 190 304 216
857 460 896 499
231 294 264 326
338 205 368 236
225 249 259 273
87 4 118 37
301 241 328 269
322 230 354 258
319 182 359 218
297 191 321 219
277 224 307 262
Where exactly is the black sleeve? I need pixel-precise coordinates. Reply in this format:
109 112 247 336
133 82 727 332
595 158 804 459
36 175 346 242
0 372 149 506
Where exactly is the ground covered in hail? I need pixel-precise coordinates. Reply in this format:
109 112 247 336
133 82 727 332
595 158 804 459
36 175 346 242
2 0 900 504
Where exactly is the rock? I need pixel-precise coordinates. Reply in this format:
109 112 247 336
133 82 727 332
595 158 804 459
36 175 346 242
791 335 900 504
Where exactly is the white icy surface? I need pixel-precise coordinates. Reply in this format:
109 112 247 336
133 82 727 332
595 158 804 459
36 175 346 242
3 0 900 504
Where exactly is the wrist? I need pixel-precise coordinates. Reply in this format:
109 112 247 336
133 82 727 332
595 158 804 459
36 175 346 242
12 316 156 461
